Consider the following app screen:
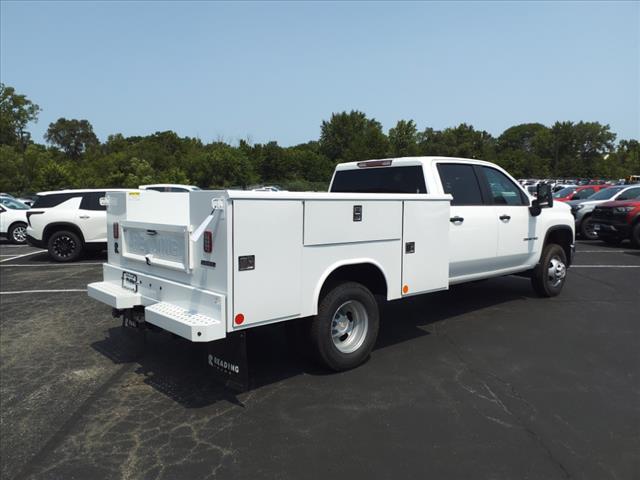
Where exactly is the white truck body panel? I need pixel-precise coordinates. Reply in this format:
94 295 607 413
89 188 452 342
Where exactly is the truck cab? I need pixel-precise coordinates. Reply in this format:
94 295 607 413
331 157 575 284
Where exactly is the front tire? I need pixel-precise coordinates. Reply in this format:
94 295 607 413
580 216 598 240
8 222 27 244
531 243 568 297
310 282 380 371
48 230 83 262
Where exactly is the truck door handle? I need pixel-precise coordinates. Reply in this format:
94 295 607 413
450 216 464 224
499 214 511 221
79 215 90 219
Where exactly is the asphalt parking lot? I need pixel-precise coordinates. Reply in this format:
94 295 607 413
1 241 639 480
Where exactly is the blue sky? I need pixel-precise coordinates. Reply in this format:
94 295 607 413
1 1 638 145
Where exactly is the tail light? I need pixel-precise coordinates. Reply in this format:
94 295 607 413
113 222 119 239
203 230 213 253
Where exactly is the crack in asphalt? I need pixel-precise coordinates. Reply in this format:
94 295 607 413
13 363 135 480
433 321 573 480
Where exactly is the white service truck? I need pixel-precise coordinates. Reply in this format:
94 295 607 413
88 157 574 387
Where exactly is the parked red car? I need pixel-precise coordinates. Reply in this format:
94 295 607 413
552 185 608 202
591 199 640 248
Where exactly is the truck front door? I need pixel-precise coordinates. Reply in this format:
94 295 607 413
436 163 498 279
479 166 536 269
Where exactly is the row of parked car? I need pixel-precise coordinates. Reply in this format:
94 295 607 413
3 181 640 260
558 185 640 246
0 184 199 256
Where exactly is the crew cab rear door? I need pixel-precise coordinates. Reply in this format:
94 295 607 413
436 163 498 279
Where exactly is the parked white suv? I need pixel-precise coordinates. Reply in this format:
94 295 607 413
27 189 132 261
0 196 30 244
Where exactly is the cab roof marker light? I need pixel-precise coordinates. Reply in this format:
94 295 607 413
357 160 393 168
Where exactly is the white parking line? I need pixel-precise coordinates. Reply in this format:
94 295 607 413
0 289 88 295
572 265 640 268
0 251 43 263
0 262 103 267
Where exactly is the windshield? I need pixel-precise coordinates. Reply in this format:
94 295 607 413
553 187 576 198
588 187 624 201
0 197 30 210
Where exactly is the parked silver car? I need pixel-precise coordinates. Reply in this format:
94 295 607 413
568 185 640 239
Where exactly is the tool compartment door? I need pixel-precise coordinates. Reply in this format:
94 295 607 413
401 200 450 296
232 200 303 327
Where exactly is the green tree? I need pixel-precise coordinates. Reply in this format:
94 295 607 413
0 83 41 150
418 123 495 160
35 160 74 190
44 118 99 160
319 110 389 163
388 120 419 157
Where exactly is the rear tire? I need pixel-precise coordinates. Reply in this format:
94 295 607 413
48 230 83 262
531 243 568 297
8 222 27 244
631 223 640 249
310 282 379 371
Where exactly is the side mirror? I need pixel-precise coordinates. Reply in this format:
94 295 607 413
536 183 553 208
529 183 553 217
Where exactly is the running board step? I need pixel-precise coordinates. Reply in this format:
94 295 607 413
145 302 224 342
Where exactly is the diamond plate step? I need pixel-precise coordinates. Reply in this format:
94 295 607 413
145 301 224 342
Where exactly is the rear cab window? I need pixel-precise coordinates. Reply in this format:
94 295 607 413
330 166 427 194
436 163 484 206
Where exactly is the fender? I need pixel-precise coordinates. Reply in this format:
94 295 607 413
541 225 575 266
311 258 390 315
43 222 86 244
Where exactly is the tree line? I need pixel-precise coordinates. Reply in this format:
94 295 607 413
1 83 638 195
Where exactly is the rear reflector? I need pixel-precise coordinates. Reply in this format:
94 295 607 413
357 159 393 168
203 230 213 253
113 222 119 239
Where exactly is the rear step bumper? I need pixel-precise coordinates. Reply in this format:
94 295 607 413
88 264 227 342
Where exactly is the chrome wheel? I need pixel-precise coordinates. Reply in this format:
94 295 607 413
547 255 566 288
52 235 77 258
12 225 27 243
331 300 369 354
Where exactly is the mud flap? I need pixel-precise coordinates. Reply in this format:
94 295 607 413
206 332 249 392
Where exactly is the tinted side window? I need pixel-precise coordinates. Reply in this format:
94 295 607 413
618 188 640 200
481 167 527 206
79 192 106 211
32 193 79 208
573 188 595 200
330 166 427 194
436 164 484 206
